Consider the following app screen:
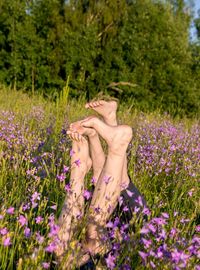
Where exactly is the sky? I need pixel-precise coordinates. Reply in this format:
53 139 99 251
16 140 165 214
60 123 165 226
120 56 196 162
190 0 200 41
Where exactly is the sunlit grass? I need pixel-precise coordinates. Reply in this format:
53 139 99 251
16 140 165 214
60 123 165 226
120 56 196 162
0 86 199 270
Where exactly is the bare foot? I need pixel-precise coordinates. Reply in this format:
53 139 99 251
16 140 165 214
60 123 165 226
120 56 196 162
69 119 96 137
85 100 118 126
81 117 132 153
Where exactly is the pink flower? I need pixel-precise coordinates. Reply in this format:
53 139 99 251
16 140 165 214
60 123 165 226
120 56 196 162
57 173 66 182
70 149 75 157
3 237 11 246
36 232 44 244
63 165 69 173
74 159 81 167
65 184 71 192
83 190 92 200
6 207 15 215
0 228 8 235
18 215 28 226
45 242 57 253
42 262 50 269
35 216 44 224
24 227 31 238
0 214 4 220
50 204 57 210
105 253 116 270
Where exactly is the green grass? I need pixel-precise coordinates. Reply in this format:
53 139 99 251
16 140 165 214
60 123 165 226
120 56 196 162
0 85 199 270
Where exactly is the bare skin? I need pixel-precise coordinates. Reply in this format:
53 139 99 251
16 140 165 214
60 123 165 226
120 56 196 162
70 119 105 182
85 100 130 189
79 117 132 255
55 136 91 258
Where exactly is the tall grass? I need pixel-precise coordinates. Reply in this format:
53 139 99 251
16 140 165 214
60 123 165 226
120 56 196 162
0 86 199 270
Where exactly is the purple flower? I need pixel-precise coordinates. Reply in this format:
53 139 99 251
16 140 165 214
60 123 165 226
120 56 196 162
103 175 112 184
32 192 40 201
22 203 30 211
105 253 116 270
48 224 59 237
140 227 149 234
0 228 8 235
83 190 92 200
35 216 44 224
6 207 15 215
70 149 75 157
74 159 81 167
161 212 169 219
18 215 28 226
50 204 57 210
63 165 69 173
45 242 57 253
0 214 4 220
3 237 11 246
57 173 66 182
91 177 97 184
123 206 129 212
126 189 134 197
196 225 200 232
36 232 44 244
42 262 50 269
142 238 152 249
65 184 71 192
106 221 114 229
24 227 31 238
138 251 148 262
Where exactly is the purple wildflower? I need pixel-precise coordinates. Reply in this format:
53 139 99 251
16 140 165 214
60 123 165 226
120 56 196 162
91 177 97 184
70 149 75 157
3 237 11 246
35 216 44 224
36 232 44 244
42 262 50 269
65 183 71 192
63 165 69 173
105 253 116 270
45 242 57 253
57 173 66 182
24 227 31 238
83 190 92 200
74 159 81 167
103 175 112 184
0 228 8 235
18 215 28 226
6 207 15 215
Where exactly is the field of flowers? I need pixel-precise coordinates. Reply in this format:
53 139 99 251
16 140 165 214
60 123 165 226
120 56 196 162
0 86 199 270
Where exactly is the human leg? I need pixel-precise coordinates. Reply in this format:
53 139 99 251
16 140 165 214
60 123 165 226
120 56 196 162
85 100 130 189
70 120 105 183
80 117 133 254
55 134 91 258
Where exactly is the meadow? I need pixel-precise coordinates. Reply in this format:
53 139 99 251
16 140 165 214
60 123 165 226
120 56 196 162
0 85 199 270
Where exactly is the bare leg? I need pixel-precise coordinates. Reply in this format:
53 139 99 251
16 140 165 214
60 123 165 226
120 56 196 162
55 134 91 258
70 121 105 182
80 117 133 254
85 100 130 189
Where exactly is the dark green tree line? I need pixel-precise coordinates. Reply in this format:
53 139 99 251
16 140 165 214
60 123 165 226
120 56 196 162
0 0 199 116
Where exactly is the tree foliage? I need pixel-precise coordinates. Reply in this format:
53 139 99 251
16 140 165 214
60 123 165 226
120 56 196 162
0 0 199 116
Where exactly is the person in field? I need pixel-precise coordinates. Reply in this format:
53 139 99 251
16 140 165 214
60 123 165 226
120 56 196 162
55 99 147 269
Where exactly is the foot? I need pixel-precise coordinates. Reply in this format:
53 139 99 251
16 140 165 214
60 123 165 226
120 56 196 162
85 100 118 126
69 119 97 137
81 117 132 153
